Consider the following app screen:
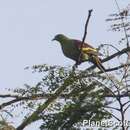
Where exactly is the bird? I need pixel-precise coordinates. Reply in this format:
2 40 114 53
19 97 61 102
52 34 105 72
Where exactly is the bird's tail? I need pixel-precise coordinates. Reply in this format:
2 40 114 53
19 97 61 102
91 56 105 73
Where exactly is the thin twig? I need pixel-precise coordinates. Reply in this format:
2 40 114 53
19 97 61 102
122 100 130 107
99 43 120 52
75 9 93 67
123 104 130 114
98 63 130 74
104 106 120 111
114 0 129 47
103 109 120 121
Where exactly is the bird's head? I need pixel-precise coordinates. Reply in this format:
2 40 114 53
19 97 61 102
52 34 69 43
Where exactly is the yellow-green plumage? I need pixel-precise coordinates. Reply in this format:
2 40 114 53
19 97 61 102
52 34 105 71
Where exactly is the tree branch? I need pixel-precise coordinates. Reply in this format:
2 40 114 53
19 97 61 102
0 93 49 110
98 63 130 74
0 91 130 110
87 47 130 71
75 9 93 67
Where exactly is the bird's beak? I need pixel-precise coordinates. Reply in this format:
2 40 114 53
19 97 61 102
52 38 55 41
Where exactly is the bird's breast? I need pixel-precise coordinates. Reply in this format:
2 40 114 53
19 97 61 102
61 43 80 61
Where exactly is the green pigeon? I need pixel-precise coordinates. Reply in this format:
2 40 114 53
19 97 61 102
52 34 105 72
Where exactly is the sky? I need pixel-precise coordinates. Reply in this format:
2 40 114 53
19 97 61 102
0 0 129 129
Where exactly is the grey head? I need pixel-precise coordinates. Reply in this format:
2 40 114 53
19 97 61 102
52 34 69 43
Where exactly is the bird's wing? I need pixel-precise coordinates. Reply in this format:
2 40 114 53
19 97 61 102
73 40 98 56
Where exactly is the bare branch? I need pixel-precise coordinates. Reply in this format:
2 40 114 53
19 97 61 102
0 93 49 109
114 0 129 47
0 94 19 98
122 100 130 107
123 104 130 114
75 9 93 67
98 63 130 74
104 106 120 111
103 109 120 121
